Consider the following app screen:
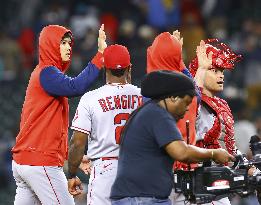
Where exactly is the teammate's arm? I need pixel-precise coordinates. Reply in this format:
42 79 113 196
67 130 89 196
68 130 88 176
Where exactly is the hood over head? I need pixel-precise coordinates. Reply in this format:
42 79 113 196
38 25 73 72
147 32 185 73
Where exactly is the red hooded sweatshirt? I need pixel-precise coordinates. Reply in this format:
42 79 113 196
147 32 198 148
12 25 101 166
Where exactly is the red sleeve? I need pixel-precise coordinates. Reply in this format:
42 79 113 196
91 52 103 69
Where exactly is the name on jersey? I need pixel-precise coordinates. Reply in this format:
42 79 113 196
98 95 142 112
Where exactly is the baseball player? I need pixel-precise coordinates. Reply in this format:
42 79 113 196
67 44 142 205
173 39 245 205
187 39 242 205
11 24 106 205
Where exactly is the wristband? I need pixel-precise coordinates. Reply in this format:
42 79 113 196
67 172 77 179
91 52 103 69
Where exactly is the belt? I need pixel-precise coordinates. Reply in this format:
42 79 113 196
91 157 118 161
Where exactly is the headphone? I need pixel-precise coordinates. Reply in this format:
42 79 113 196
171 96 179 102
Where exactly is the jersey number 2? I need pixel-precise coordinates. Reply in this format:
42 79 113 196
114 113 130 144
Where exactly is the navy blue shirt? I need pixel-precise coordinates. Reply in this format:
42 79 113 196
110 101 183 199
40 62 99 98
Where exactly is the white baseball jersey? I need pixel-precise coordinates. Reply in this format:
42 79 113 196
195 105 216 141
71 83 142 159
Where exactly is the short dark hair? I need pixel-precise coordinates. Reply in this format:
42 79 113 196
109 67 130 77
62 32 72 40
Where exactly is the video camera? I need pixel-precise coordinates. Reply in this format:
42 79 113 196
174 135 261 204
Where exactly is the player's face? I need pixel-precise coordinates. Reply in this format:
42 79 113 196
169 95 193 121
203 67 225 95
60 37 72 62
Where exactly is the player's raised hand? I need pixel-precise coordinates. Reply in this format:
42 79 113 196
171 30 186 71
68 176 83 196
172 30 183 47
197 40 213 70
98 24 107 53
79 155 92 175
194 40 213 87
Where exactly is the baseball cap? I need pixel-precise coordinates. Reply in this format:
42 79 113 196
103 44 131 69
141 70 197 99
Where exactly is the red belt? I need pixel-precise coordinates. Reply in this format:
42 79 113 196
101 157 118 161
91 157 118 161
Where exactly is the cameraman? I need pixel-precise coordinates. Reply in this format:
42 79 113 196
110 70 234 205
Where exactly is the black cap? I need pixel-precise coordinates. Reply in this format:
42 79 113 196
141 70 197 99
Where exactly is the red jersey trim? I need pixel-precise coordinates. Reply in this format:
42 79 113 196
71 126 90 134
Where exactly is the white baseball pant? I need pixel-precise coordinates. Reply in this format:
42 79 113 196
12 160 74 205
87 158 118 205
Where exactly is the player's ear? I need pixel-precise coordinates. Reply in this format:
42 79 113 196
126 65 132 83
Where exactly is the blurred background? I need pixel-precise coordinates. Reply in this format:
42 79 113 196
0 0 260 204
